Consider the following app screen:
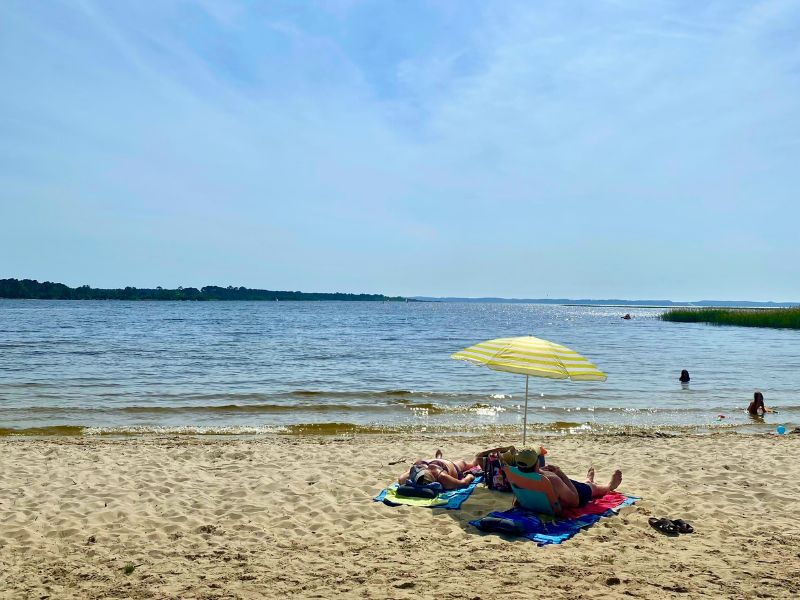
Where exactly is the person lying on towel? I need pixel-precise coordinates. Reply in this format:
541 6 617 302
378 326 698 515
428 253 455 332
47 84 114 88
510 447 623 513
398 446 515 490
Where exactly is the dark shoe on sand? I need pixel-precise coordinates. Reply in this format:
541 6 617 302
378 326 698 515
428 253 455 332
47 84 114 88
649 517 678 536
672 519 694 534
477 517 523 536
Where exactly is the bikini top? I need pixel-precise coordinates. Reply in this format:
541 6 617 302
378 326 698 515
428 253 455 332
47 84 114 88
419 458 462 479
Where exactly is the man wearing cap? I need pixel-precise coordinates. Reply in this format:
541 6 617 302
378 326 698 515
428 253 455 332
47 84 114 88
512 447 622 512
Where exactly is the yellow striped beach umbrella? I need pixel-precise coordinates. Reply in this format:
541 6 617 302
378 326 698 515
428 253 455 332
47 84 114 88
451 336 607 444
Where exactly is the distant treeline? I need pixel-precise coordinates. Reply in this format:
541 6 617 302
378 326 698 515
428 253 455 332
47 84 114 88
0 279 409 302
661 307 800 329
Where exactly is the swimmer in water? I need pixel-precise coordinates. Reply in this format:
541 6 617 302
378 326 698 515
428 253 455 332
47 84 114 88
747 391 773 416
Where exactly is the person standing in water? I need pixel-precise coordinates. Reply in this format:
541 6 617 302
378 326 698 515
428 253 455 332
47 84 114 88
679 370 690 383
748 391 773 415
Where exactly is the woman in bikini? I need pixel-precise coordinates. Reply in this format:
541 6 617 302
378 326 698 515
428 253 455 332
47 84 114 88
398 446 516 490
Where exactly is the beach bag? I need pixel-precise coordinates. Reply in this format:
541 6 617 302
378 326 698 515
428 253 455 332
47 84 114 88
482 453 511 492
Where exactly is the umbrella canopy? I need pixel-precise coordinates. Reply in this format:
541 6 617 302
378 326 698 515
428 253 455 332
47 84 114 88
451 336 606 444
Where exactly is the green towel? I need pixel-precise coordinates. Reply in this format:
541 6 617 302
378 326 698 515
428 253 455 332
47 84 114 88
374 477 483 509
382 486 449 507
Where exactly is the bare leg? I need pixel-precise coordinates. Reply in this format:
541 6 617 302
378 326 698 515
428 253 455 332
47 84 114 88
586 467 595 483
586 469 622 498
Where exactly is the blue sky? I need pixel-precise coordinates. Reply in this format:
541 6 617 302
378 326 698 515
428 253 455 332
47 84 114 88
2 1 799 300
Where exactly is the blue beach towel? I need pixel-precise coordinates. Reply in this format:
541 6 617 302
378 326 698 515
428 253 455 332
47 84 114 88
469 494 638 545
374 476 483 510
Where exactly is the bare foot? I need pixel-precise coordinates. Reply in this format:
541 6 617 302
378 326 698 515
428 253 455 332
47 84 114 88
608 469 622 491
435 449 443 459
586 467 595 483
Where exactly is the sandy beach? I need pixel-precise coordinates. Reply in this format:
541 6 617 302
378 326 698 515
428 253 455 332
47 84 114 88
1 432 798 599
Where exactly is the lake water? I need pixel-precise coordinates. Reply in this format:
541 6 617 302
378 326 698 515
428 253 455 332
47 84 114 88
1 300 798 435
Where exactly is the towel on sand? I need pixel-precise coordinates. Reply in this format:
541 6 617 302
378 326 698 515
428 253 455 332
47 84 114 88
470 491 638 545
374 476 483 510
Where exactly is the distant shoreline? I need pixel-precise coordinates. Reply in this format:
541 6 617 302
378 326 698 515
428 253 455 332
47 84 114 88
3 279 797 306
414 297 799 308
0 278 411 302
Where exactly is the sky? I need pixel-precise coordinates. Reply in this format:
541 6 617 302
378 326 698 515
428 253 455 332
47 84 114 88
2 1 800 301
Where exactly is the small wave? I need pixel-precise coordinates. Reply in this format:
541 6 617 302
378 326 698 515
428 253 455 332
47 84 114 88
79 423 428 436
116 402 503 415
292 389 413 399
292 389 444 401
405 402 446 415
472 405 506 416
86 425 282 436
0 401 502 416
287 389 514 402
543 421 584 430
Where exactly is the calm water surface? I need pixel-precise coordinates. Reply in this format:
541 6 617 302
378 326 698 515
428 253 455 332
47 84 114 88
1 300 798 435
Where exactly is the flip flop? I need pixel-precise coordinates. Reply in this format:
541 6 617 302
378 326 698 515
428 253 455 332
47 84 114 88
672 519 694 534
477 516 523 536
649 517 678 536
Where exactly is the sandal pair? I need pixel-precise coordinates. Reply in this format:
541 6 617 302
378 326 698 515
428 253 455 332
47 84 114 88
649 517 694 536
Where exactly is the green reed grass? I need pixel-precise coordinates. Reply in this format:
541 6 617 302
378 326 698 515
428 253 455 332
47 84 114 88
661 307 800 329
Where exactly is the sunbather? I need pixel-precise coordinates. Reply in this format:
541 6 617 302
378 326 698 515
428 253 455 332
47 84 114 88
513 447 622 511
398 445 515 490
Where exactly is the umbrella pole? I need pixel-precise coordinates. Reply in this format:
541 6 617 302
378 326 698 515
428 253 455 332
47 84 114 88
523 375 529 446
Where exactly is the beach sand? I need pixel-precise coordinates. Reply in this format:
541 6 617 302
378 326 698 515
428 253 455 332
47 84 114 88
1 433 799 599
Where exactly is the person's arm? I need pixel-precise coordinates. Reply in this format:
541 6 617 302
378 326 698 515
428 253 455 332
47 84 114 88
436 472 476 490
475 445 516 458
466 445 516 470
398 472 409 485
473 445 516 462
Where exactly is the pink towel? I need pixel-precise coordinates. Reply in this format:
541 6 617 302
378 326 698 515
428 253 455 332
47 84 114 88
559 491 628 519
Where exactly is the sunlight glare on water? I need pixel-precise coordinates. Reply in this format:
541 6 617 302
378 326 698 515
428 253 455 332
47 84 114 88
1 300 798 435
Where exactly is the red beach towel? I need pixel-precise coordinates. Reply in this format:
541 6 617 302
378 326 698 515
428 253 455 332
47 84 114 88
559 491 629 519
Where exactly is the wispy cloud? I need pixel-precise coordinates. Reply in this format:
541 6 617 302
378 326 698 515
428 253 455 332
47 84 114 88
1 0 799 299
